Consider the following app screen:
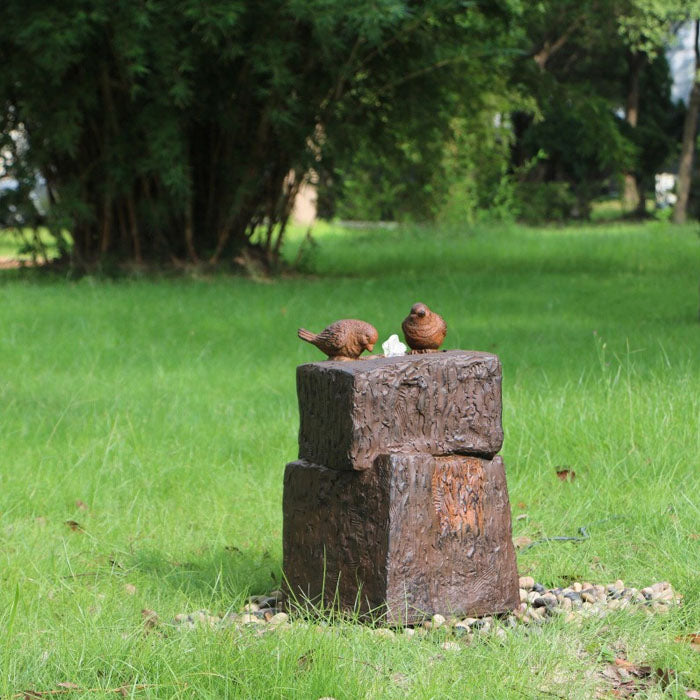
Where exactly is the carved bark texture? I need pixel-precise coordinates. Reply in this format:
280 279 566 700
283 459 391 614
297 351 503 471
283 454 519 624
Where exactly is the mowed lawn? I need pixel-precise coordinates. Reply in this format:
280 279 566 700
0 220 699 698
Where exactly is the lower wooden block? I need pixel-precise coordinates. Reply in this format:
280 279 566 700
282 454 519 624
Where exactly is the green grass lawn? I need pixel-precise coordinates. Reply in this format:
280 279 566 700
0 219 699 698
0 228 61 263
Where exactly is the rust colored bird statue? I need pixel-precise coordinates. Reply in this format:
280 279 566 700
298 320 379 361
401 302 447 353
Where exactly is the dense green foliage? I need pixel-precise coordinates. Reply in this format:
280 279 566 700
512 1 689 219
0 0 518 268
332 1 696 223
1 1 698 266
0 220 699 695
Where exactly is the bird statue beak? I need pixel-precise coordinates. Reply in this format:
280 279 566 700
366 343 375 352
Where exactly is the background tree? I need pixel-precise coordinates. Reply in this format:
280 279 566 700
0 0 519 270
674 19 700 224
319 74 520 224
506 0 685 221
614 0 687 214
511 0 631 219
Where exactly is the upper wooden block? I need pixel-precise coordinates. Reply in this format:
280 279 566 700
296 350 503 471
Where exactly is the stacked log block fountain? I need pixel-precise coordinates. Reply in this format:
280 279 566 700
283 350 519 624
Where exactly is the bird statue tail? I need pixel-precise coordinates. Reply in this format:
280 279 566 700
297 328 317 344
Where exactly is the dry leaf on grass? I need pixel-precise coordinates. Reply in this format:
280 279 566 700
141 609 159 631
613 657 652 676
655 667 676 689
64 520 83 532
599 666 649 697
57 683 80 689
596 658 677 698
391 673 409 688
124 584 136 596
513 536 533 549
75 500 88 511
685 690 700 699
297 651 315 671
555 468 576 481
675 633 700 651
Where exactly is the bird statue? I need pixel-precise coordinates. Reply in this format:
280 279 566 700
298 320 379 361
401 302 447 353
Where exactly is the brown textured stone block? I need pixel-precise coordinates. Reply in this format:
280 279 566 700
282 454 519 624
297 350 503 471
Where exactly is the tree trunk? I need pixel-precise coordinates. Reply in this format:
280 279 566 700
635 186 646 217
674 20 700 225
622 51 645 213
622 174 639 212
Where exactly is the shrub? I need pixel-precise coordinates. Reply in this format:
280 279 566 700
514 182 578 223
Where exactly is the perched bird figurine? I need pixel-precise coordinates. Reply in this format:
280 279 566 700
401 302 447 353
298 320 378 361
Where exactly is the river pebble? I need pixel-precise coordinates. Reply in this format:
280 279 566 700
168 580 682 639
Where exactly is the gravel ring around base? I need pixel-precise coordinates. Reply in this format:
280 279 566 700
169 580 681 638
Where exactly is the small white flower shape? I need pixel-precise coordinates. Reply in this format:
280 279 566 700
381 334 407 357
